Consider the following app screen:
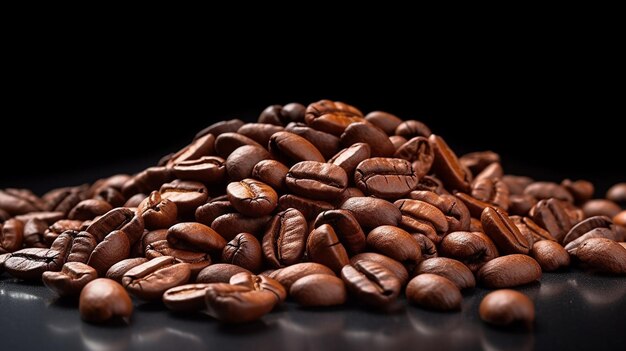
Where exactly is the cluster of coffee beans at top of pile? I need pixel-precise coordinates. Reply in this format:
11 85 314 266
1 99 626 326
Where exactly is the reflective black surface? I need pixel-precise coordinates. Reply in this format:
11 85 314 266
1 269 625 351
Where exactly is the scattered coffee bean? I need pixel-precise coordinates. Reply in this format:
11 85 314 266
79 278 133 323
406 274 462 311
43 262 98 296
479 289 534 327
477 254 542 288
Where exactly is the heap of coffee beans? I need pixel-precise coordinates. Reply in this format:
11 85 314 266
1 99 626 327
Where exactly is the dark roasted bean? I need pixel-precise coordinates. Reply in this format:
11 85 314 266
340 197 401 230
195 119 245 140
79 278 133 323
285 161 348 201
106 257 148 283
413 257 475 290
137 191 178 230
524 182 574 203
429 134 471 192
479 289 534 327
313 209 366 254
268 262 335 291
481 207 530 255
365 111 403 136
393 137 434 179
340 122 395 157
163 283 212 312
43 262 98 296
568 238 626 274
214 132 263 159
285 122 341 159
226 145 272 181
329 143 371 178
122 256 191 300
341 261 401 308
211 213 271 241
406 274 462 311
222 233 263 273
355 158 418 199
269 131 325 165
350 252 408 285
304 99 364 136
477 254 542 288
394 120 431 139
204 283 277 323
438 231 499 272
306 224 350 274
196 264 252 284
394 199 448 244
531 240 570 271
227 179 278 217
172 156 226 183
252 159 289 192
367 225 421 264
290 274 347 307
262 208 308 268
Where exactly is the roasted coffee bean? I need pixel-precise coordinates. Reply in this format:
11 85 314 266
329 143 372 179
50 230 83 263
140 229 168 253
87 230 131 276
214 132 263 159
606 183 626 206
68 199 113 221
172 156 226 183
350 252 408 285
304 99 364 136
160 180 208 216
86 207 144 243
473 162 504 182
290 274 347 307
562 216 614 247
341 261 401 308
413 257 475 290
393 137 435 179
0 189 43 215
508 194 537 216
166 133 215 168
262 208 308 268
561 179 594 204
582 200 621 219
3 248 63 280
23 218 48 248
122 256 191 300
469 218 483 232
365 111 403 136
569 238 626 274
455 192 494 219
530 198 577 243
162 283 212 312
222 233 263 272
252 159 289 192
137 191 178 230
406 274 462 311
409 190 471 232
355 158 418 199
195 119 245 140
79 278 132 323
226 145 272 181
471 178 509 211
106 257 148 283
306 224 350 273
481 207 530 255
340 122 395 157
145 240 211 275
313 209 366 254
477 254 542 288
238 123 284 146
43 185 87 213
278 194 334 222
43 262 98 296
389 135 408 150
438 231 499 272
1 218 24 252
285 122 341 159
167 222 226 252
268 131 325 165
211 213 271 241
14 211 65 225
196 264 252 284
195 200 234 226
285 161 348 201
412 233 438 260
501 175 534 195
615 211 626 227
204 283 277 323
268 262 335 290
124 193 147 208
394 199 448 244
394 120 432 139
367 225 421 264
121 167 173 198
479 290 534 327
510 216 554 244
531 240 570 271
226 178 278 217
230 271 287 303
259 103 305 125
340 197 401 230
429 134 471 192
524 182 574 203
459 151 501 176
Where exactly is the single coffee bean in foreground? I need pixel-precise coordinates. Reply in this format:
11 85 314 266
477 254 542 288
479 289 534 327
79 278 133 324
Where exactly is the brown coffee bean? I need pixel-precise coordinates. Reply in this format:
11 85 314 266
561 179 594 204
68 199 113 221
365 111 403 136
429 134 471 192
406 274 462 311
525 182 574 203
268 262 335 290
582 199 621 219
329 143 372 178
394 199 448 244
305 99 364 136
23 218 48 248
569 238 626 274
226 178 278 217
414 257 475 290
454 192 494 219
122 256 191 300
137 191 178 230
473 162 504 182
355 158 418 199
285 161 348 201
230 271 287 303
195 119 245 140
43 262 98 296
340 197 401 230
479 289 534 327
313 209 366 254
615 211 626 227
340 122 395 157
106 257 148 283
252 159 289 192
262 208 308 268
341 261 401 308
196 263 252 284
481 207 530 255
195 200 234 226
350 252 408 285
14 211 65 225
214 132 263 159
3 248 64 280
393 137 434 179
394 120 432 139
269 131 325 165
226 145 272 181
306 224 350 273
290 274 347 307
87 230 130 276
222 233 263 273
160 180 208 216
367 225 421 264
508 194 538 216
285 122 341 160
510 216 554 244
172 156 226 183
470 218 483 232
121 167 173 198
0 189 43 215
607 183 626 206
86 207 144 243
124 193 147 208
211 213 271 241
412 233 438 260
204 283 277 323
166 133 215 168
459 151 501 176
1 218 24 252
278 194 334 222
260 103 305 125
409 190 471 233
162 283 212 312
531 240 570 271
167 222 226 252
389 135 408 150
477 254 542 288
145 240 211 276
80 278 133 323
562 216 614 247
530 198 577 243
471 178 510 211
238 123 284 146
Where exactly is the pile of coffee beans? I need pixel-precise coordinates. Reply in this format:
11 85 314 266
1 99 626 327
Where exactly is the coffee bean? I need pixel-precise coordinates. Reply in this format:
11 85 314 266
230 271 287 303
414 257 475 290
80 278 133 323
459 151 501 176
394 199 448 244
524 182 574 203
222 233 263 272
349 252 408 285
160 180 208 216
14 211 65 225
530 198 577 243
163 283 212 312
262 208 308 268
471 178 510 211
561 179 594 204
259 103 305 125
569 238 626 274
121 167 173 198
285 161 348 201
122 256 191 300
124 193 147 208
278 194 334 222
606 183 626 207
429 134 471 192
172 156 226 183
268 262 335 290
3 248 63 280
341 261 401 308
406 274 462 311
285 122 341 159
269 131 325 165
394 120 432 139
562 216 614 247
86 207 144 243
88 230 130 276
23 218 48 248
438 231 499 272
0 189 44 215
313 209 366 254
329 143 371 177
214 132 263 159
481 207 530 255
195 200 234 226
137 191 178 230
454 192 494 219
412 233 438 260
290 274 347 307
226 145 272 181
477 254 542 288
510 216 554 244
211 213 271 241
196 263 252 284
68 199 113 221
252 159 289 192
238 123 284 146
227 178 278 217
355 158 418 199
166 133 215 168
393 137 434 179
43 262 98 296
340 122 395 157
582 199 621 219
531 240 570 271
367 225 421 264
473 162 504 182
365 111 403 136
195 119 245 140
145 240 210 276
340 197 401 230
306 224 350 273
105 257 148 283
1 218 24 252
389 135 408 150
59 231 94 264
204 283 277 323
615 211 626 227
167 222 226 253
479 289 534 327
409 191 471 232
304 99 364 136
508 194 538 216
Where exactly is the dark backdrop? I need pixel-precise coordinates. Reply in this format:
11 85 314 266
1 67 623 196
